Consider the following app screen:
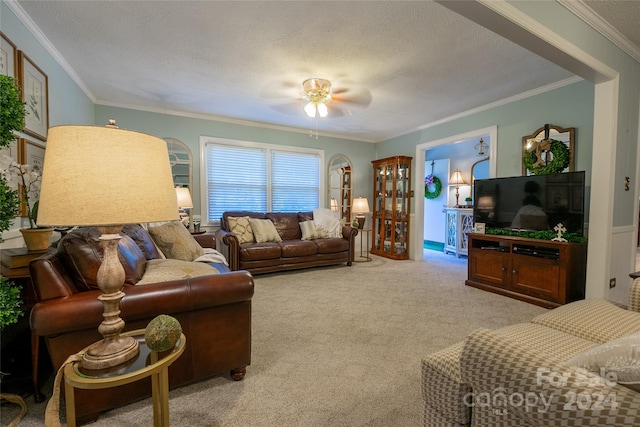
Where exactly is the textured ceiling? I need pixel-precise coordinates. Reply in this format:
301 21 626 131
10 1 637 142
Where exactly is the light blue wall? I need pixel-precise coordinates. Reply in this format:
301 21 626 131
95 105 376 216
507 0 640 228
377 79 595 188
1 2 94 127
1 2 94 236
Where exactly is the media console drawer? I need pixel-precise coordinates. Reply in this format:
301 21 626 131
466 233 587 308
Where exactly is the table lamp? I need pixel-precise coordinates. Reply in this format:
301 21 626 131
449 169 465 208
352 196 370 229
175 186 193 230
37 124 178 370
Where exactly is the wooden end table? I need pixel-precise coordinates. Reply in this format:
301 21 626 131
63 329 186 427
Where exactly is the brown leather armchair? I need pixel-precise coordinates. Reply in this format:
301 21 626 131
29 225 254 425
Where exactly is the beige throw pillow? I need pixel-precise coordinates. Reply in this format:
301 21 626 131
300 220 329 240
248 218 282 243
147 221 204 261
137 259 219 285
228 216 255 244
568 331 640 392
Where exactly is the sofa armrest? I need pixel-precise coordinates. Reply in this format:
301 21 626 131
342 225 358 263
629 278 640 312
461 328 640 426
215 229 240 270
31 270 254 337
193 232 216 249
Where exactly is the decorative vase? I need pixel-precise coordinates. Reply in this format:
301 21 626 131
19 228 54 251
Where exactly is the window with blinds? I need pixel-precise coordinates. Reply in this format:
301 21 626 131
202 138 322 224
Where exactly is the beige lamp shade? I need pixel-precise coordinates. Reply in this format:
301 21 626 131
449 169 465 186
175 187 193 209
352 196 370 214
330 198 338 212
38 125 179 226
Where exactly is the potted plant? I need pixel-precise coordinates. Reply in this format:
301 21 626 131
465 197 472 206
0 75 25 329
0 78 52 251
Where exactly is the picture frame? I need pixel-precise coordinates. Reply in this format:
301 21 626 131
1 32 17 77
18 51 49 141
18 137 46 217
474 222 486 234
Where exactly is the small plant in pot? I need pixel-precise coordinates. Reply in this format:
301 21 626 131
465 197 472 206
0 74 25 329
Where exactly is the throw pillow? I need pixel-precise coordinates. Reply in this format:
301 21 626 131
567 331 640 392
248 218 282 243
299 220 329 240
227 216 255 244
136 259 219 285
313 208 342 238
147 221 204 261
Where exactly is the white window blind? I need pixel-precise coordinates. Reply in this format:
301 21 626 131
271 150 320 212
204 140 322 223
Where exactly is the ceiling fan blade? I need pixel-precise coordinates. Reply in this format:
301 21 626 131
261 81 301 100
270 101 304 116
331 87 372 108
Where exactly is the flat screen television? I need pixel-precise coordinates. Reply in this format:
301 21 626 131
473 171 586 236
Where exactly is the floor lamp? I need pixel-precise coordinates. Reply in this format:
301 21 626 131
37 124 178 370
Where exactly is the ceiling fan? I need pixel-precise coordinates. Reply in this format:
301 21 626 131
262 77 372 118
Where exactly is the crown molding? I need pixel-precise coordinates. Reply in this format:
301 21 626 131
383 76 582 142
95 100 376 143
5 0 96 102
559 0 640 64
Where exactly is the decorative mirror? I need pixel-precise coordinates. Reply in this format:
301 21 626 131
328 155 352 224
165 138 192 189
522 124 574 176
471 157 490 182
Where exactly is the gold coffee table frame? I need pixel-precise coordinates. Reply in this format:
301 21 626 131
64 329 186 427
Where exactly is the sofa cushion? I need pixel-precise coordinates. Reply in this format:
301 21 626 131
265 213 301 240
531 299 640 343
136 259 219 285
221 211 265 231
227 216 255 244
239 242 281 260
314 237 350 254
147 221 205 261
568 331 640 392
299 220 328 240
280 240 318 257
249 218 282 243
57 227 147 291
122 223 162 260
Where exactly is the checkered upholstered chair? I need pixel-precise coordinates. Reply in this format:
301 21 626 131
421 279 640 426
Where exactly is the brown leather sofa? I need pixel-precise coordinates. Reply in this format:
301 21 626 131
29 224 254 425
215 211 357 274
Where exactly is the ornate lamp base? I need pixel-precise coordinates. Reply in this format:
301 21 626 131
82 333 139 371
80 226 140 370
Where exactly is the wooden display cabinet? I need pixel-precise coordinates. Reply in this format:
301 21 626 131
466 233 587 308
371 155 412 260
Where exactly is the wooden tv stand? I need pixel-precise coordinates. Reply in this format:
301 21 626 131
466 233 587 308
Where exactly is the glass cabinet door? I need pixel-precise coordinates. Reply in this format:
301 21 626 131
371 156 412 260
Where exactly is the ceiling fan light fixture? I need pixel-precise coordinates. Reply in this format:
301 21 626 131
302 78 332 118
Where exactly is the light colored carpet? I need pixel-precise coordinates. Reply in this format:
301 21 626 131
2 250 546 426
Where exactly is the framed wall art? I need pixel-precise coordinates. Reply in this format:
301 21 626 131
18 51 49 141
19 137 46 217
1 32 17 77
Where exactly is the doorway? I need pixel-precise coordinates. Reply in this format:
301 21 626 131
413 126 497 260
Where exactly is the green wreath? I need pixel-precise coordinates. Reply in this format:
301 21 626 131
523 139 570 175
424 175 442 199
